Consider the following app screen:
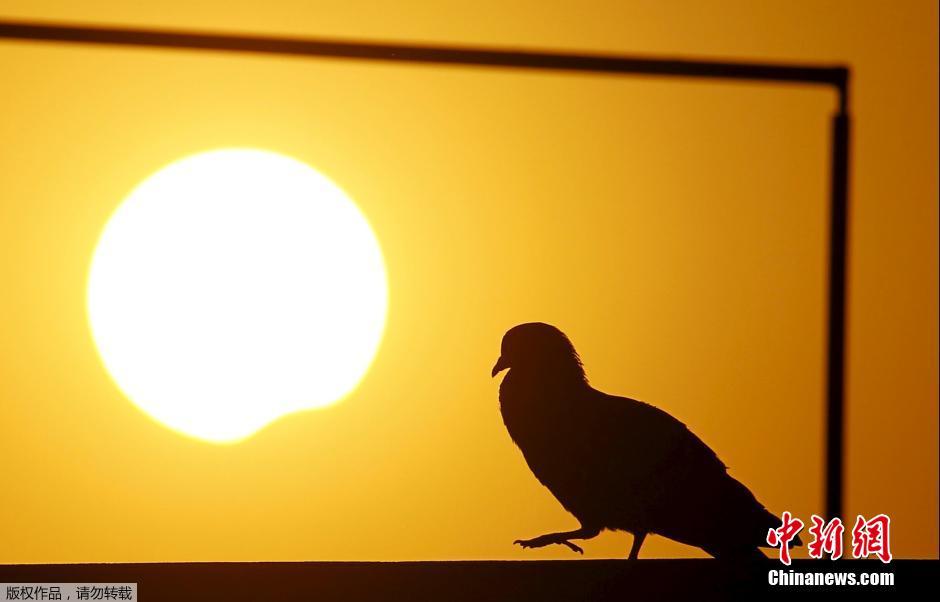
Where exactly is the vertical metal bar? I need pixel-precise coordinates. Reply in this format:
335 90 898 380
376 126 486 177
826 100 850 520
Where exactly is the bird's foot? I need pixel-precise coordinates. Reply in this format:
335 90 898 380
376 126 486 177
514 534 584 554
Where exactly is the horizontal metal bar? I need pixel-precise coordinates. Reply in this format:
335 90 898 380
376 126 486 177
0 20 847 90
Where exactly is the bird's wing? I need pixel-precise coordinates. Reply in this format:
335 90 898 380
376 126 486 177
541 388 777 551
562 389 728 491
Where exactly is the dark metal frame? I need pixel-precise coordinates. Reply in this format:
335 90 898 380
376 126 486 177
0 19 851 519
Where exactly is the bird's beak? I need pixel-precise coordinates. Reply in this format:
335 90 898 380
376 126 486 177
491 356 508 378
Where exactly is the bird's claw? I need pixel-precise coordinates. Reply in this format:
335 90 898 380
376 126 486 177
514 536 583 554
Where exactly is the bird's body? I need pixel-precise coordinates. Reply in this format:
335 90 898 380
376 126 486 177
493 322 797 560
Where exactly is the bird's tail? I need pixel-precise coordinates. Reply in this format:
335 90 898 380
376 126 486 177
719 476 802 549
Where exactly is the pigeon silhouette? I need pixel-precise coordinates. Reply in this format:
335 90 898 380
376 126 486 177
492 322 799 560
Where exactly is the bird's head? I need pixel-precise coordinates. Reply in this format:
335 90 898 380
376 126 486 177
491 322 587 384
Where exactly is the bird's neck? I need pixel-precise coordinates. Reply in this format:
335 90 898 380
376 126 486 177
500 366 589 399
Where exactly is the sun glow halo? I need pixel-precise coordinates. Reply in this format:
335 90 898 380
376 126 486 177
87 149 387 443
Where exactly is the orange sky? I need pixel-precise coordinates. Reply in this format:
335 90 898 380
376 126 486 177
0 0 936 562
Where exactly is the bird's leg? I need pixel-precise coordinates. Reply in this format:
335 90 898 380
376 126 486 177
628 531 647 560
514 525 600 555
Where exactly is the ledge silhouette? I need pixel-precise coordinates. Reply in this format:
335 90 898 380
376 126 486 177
2 559 934 601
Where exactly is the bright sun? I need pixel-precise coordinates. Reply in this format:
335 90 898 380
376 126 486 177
87 149 387 443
